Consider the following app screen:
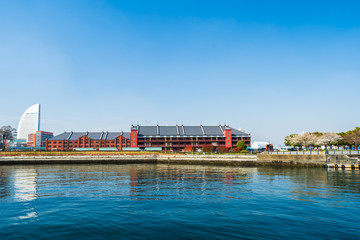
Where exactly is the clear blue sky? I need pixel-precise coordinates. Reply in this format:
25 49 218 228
1 0 359 146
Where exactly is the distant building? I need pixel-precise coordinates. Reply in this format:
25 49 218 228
45 131 131 151
46 125 251 152
27 131 53 148
17 104 40 141
130 125 251 151
251 141 273 152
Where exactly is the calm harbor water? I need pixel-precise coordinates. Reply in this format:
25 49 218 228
1 164 360 240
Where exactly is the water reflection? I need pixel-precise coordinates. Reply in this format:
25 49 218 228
0 167 39 224
0 164 359 202
256 167 360 200
0 168 11 198
13 169 38 201
0 167 38 201
1 164 360 240
0 164 255 201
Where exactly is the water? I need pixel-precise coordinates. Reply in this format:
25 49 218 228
1 164 360 239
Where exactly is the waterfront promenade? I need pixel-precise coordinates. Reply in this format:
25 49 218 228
0 152 329 167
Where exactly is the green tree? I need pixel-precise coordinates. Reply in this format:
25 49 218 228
312 132 323 147
284 134 296 146
0 126 16 151
342 127 360 149
336 132 350 149
236 140 247 149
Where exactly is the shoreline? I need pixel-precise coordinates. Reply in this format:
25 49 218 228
0 153 327 167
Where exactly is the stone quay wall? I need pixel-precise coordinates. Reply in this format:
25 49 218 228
0 153 328 167
156 154 257 166
257 154 327 167
0 155 157 165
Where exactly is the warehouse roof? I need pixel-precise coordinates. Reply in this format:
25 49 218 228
133 125 249 137
49 131 130 141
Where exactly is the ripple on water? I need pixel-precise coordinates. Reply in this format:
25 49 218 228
1 164 360 240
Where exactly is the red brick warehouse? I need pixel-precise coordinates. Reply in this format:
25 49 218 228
46 125 251 151
45 132 131 151
130 125 251 151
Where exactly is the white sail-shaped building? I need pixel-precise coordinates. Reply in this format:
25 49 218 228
17 104 40 140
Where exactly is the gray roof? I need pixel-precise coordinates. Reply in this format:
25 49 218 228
49 132 72 141
230 128 249 136
159 126 178 136
87 132 103 140
137 126 157 136
49 132 130 141
105 132 128 140
203 126 223 135
135 125 249 137
183 126 203 136
69 132 87 140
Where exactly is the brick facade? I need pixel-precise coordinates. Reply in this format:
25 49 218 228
224 128 232 148
46 125 251 152
27 131 54 147
45 132 130 151
130 128 138 147
133 125 251 151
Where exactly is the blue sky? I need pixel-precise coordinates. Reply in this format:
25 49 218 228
0 0 359 146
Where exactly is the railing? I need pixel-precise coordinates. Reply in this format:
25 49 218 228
268 150 360 155
328 150 360 155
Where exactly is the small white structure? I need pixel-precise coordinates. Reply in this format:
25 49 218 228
17 104 40 141
251 141 270 150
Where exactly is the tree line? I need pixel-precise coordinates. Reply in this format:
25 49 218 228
0 125 16 151
284 127 360 149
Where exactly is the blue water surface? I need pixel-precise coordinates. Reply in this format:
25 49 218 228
1 164 360 239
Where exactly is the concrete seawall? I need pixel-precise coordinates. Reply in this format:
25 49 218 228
0 155 157 165
156 154 257 166
0 154 327 167
257 154 326 167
